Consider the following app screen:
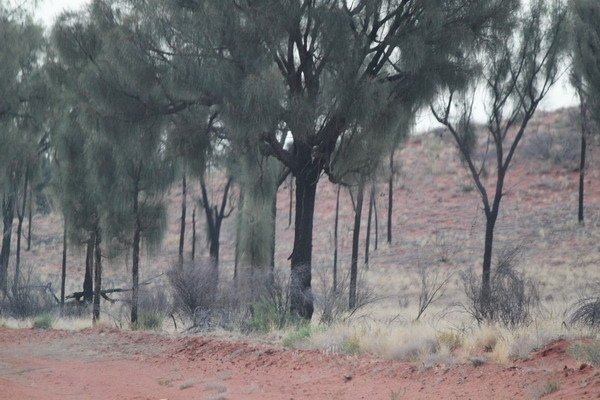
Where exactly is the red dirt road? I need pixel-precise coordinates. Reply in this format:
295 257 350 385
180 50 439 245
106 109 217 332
0 327 598 400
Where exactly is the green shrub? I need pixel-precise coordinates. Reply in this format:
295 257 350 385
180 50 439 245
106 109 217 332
340 335 361 355
282 324 312 348
32 313 54 329
247 299 291 332
132 311 163 331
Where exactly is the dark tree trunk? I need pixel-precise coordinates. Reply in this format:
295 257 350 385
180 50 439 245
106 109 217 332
481 161 504 313
373 188 379 250
578 101 587 225
83 234 94 303
289 163 319 320
191 206 196 261
270 194 277 271
200 176 232 288
481 211 497 314
131 189 141 325
333 185 340 294
61 217 67 310
13 173 28 295
365 185 374 267
27 185 32 251
0 194 15 295
288 176 293 228
92 228 102 323
387 150 395 244
178 171 186 265
349 182 365 309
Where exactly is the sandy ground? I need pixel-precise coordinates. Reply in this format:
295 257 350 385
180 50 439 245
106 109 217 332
0 327 598 400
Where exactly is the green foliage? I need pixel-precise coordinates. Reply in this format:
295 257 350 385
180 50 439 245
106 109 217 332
247 299 289 333
32 313 54 329
132 311 163 331
340 335 362 355
282 324 313 348
572 0 600 124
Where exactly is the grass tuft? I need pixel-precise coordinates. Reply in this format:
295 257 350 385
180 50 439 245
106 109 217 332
32 313 53 329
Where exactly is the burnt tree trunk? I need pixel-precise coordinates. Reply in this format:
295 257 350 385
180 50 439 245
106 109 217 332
481 177 503 315
387 150 395 244
288 176 293 228
191 206 196 261
270 194 277 271
333 185 340 294
289 160 319 320
27 185 32 251
365 185 374 267
61 217 67 309
131 187 141 325
83 233 94 303
13 173 28 295
200 176 233 288
349 182 365 309
178 171 186 265
373 188 379 250
0 194 15 295
92 228 102 324
579 101 587 225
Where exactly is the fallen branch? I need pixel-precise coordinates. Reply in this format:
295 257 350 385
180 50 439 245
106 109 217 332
66 273 165 303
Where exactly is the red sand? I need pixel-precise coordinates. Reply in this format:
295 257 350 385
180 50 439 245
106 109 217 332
0 327 598 399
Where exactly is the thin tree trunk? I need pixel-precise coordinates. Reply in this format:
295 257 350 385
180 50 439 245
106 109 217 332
578 101 587 225
387 150 394 244
373 188 379 250
288 176 293 228
131 189 141 325
365 185 374 267
333 185 340 294
191 206 196 261
83 234 94 303
1 194 15 295
349 181 365 309
289 163 319 320
92 228 102 324
178 171 186 265
13 173 28 295
27 185 32 251
61 217 67 310
270 194 277 271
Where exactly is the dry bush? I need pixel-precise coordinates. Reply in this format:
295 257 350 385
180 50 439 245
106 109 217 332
522 130 580 170
313 265 377 324
569 285 600 329
0 268 58 318
168 261 218 323
415 262 454 321
461 247 539 327
168 262 296 332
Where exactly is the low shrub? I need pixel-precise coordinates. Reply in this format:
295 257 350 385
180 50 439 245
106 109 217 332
461 246 539 327
32 313 54 329
569 341 600 366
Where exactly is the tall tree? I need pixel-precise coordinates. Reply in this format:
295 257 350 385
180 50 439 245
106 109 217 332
82 0 516 319
572 0 600 224
572 0 600 123
0 6 46 295
432 0 568 316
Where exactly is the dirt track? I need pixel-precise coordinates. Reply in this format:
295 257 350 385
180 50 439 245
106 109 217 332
0 327 598 399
